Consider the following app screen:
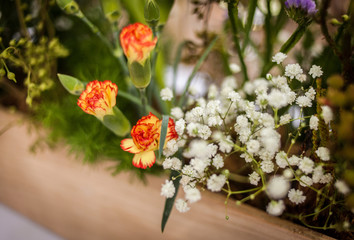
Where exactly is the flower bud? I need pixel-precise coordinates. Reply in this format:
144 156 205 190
144 0 160 29
77 80 130 136
120 23 157 89
58 73 85 95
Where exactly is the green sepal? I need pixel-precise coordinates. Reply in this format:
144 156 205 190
102 106 131 137
128 60 152 89
101 0 121 22
159 115 169 159
57 73 85 95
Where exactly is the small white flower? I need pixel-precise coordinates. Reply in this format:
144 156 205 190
300 175 313 187
246 140 260 154
266 176 290 199
279 113 292 125
288 155 301 166
208 84 219 99
184 186 201 203
305 87 316 100
266 200 285 216
261 160 275 173
205 100 221 116
207 174 226 192
198 125 212 140
161 180 175 198
175 119 185 136
190 158 210 173
316 147 330 161
228 91 241 103
207 115 223 127
309 65 323 78
321 106 333 124
299 157 314 174
170 157 182 170
249 171 260 185
275 151 288 168
212 154 224 169
190 107 204 122
160 87 173 101
218 137 233 153
272 52 287 64
283 168 294 179
312 165 324 183
175 199 190 213
297 74 307 83
288 189 306 204
285 63 303 80
319 173 333 184
172 158 182 170
163 139 179 157
309 116 319 130
267 89 288 109
335 180 351 195
272 76 287 88
171 107 184 119
230 63 241 73
240 153 253 163
296 96 312 108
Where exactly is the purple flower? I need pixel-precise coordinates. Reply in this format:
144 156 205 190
285 0 318 15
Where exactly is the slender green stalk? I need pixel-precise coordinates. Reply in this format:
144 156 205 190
177 36 218 107
117 90 159 116
227 1 249 81
261 23 309 76
15 0 30 39
264 0 273 65
241 0 257 52
139 88 148 115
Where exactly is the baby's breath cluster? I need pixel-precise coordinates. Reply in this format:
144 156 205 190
158 55 347 226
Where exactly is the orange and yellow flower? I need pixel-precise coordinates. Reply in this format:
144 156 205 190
77 80 118 120
120 113 178 169
119 22 157 64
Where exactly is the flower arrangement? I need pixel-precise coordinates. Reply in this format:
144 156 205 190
1 0 353 238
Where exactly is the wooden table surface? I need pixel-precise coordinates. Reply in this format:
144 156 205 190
0 109 334 240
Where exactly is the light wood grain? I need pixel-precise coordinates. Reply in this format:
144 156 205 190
0 109 334 240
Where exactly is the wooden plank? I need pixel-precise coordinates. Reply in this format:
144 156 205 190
0 109 334 240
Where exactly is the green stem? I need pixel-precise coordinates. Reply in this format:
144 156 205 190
227 1 249 82
117 90 159 117
139 88 148 115
261 23 309 76
14 0 30 39
177 36 218 107
241 0 257 52
264 0 273 65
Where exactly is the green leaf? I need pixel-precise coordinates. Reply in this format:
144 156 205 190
57 73 85 95
172 41 186 104
159 115 169 159
161 170 180 232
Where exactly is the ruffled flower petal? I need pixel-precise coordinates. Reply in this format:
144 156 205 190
132 151 156 169
120 23 157 64
77 80 118 119
120 138 141 154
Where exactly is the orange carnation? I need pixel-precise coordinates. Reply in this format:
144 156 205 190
120 22 157 64
77 80 118 120
121 113 178 169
